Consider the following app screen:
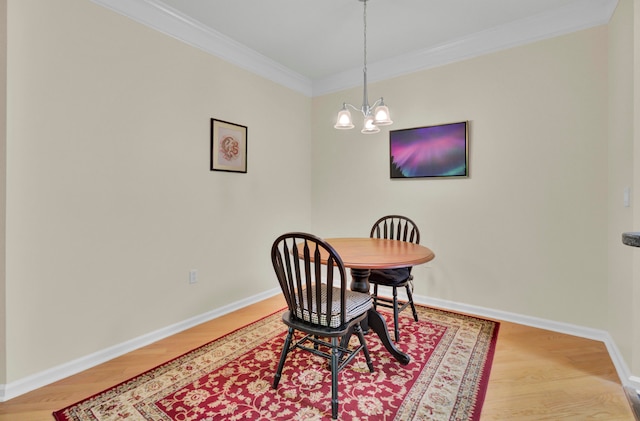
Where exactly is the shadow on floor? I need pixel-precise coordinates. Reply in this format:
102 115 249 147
625 387 640 421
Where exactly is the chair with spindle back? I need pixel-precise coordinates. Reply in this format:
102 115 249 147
369 215 421 342
271 232 374 419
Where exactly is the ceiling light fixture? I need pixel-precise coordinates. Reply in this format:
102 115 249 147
334 0 393 134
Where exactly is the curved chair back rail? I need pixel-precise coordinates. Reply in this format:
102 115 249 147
370 214 420 244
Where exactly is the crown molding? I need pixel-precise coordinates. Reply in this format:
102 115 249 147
90 0 313 96
314 0 618 95
91 0 617 97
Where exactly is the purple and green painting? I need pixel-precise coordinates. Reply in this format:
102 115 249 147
390 121 468 178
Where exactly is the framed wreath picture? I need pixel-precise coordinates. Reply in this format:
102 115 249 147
210 119 247 173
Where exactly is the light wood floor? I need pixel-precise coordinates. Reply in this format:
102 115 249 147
0 295 635 420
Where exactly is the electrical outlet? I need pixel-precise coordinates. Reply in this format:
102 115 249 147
189 269 198 284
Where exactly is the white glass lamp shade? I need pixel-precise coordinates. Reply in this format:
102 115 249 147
334 107 354 129
373 104 393 126
361 114 380 134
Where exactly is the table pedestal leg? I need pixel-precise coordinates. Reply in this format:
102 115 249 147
349 268 410 366
349 268 371 293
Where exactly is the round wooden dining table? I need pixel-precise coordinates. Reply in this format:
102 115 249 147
324 237 435 365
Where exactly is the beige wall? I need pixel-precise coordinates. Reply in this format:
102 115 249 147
608 0 636 377
633 0 640 377
312 28 609 327
4 0 311 383
0 0 6 386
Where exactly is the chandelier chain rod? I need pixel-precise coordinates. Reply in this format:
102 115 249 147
363 0 367 73
362 0 370 114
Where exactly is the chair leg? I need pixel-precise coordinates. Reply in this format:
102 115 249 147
392 286 400 342
372 283 379 310
406 283 419 322
273 327 294 389
330 337 340 419
355 324 374 373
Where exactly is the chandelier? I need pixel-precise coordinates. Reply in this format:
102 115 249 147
334 0 393 134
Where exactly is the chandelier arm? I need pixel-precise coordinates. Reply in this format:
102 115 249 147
343 102 368 116
343 102 362 113
370 97 383 109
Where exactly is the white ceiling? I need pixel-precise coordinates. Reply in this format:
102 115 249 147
91 0 618 96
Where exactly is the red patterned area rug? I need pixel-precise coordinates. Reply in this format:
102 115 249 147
54 305 499 421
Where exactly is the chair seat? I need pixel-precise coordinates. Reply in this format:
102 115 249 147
294 285 372 328
369 267 411 286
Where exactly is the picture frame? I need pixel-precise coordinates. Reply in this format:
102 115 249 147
210 119 247 173
390 121 468 179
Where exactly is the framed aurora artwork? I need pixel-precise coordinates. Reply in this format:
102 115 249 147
390 121 468 179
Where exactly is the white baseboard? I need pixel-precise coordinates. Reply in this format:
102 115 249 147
0 288 281 402
2 288 637 401
411 293 640 391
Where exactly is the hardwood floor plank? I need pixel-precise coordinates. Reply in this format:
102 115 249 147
0 295 634 420
482 320 633 420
